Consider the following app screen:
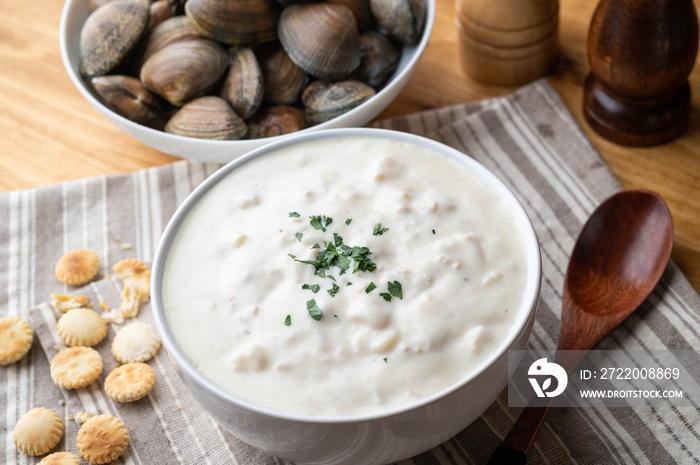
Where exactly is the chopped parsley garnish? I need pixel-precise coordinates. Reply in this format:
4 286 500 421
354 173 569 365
291 238 376 277
383 357 388 363
310 215 333 232
365 282 377 293
432 229 436 235
327 283 340 297
345 218 352 225
373 223 388 235
379 292 392 302
328 275 336 282
295 232 303 242
289 212 300 217
346 282 353 286
311 243 320 249
284 315 291 326
306 299 322 321
288 253 296 259
333 233 343 246
302 283 320 293
388 280 403 300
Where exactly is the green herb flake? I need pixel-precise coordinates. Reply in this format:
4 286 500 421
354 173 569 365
388 280 403 300
288 253 296 259
379 292 392 302
346 282 353 286
327 283 340 297
365 282 377 293
284 315 292 326
311 243 320 249
383 357 388 363
345 218 352 225
372 223 388 236
289 212 300 218
306 299 322 321
302 283 320 293
432 229 436 235
328 275 336 282
333 233 343 247
295 232 303 242
310 215 333 232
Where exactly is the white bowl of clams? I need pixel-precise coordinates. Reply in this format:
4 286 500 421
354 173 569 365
59 0 435 163
151 128 542 464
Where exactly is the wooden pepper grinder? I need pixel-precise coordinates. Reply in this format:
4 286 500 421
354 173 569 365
584 0 699 146
455 0 559 86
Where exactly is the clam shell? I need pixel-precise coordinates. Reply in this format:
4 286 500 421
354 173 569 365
165 96 248 140
327 0 373 31
278 3 362 80
185 0 280 44
219 47 264 121
148 1 173 30
354 32 401 88
136 16 206 70
302 79 375 125
247 105 305 138
257 43 307 105
91 75 164 129
141 40 227 106
79 0 150 78
369 0 425 46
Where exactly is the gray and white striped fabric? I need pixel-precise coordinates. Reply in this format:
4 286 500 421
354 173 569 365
2 79 699 464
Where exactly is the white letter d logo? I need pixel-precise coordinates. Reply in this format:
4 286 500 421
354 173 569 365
528 358 568 398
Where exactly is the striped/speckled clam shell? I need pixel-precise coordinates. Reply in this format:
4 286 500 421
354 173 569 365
140 40 227 107
369 0 426 46
219 46 264 121
79 0 150 78
165 96 248 140
185 0 280 44
256 43 307 106
302 79 375 125
278 3 362 81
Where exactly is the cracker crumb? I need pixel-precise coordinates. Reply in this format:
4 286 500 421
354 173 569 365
175 402 183 410
120 284 141 318
120 243 133 250
99 302 109 311
101 308 124 325
75 412 91 425
87 303 93 308
106 274 112 280
50 294 89 313
113 259 151 302
53 345 60 352
58 399 65 406
67 414 74 421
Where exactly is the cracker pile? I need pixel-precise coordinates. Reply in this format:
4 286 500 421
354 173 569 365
6 249 161 461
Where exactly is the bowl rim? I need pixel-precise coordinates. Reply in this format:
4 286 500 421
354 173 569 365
150 127 542 424
58 0 436 149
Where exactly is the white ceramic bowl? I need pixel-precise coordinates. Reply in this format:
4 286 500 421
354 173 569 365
151 128 541 465
59 0 435 163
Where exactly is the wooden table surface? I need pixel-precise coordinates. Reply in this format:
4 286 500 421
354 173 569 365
1 0 699 293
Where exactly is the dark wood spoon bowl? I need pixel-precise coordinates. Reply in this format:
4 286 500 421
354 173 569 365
488 190 673 464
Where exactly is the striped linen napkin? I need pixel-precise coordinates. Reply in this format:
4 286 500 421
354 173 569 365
2 78 699 464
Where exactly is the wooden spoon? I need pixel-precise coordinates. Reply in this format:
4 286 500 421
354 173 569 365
488 189 673 464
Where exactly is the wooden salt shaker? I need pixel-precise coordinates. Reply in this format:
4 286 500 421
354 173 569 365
584 0 699 146
456 0 559 86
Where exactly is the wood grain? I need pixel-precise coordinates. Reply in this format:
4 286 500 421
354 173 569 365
0 0 699 294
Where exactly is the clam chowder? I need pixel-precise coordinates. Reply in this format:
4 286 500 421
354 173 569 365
162 136 528 417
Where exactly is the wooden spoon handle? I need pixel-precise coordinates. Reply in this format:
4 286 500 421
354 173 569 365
486 405 552 464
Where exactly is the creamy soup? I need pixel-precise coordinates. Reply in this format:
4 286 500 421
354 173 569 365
162 136 528 417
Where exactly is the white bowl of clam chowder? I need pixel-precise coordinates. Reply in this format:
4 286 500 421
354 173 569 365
151 128 541 464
